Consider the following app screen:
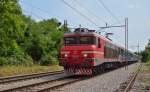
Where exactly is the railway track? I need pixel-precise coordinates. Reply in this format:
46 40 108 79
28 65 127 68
0 70 64 84
36 63 139 92
0 63 139 92
115 63 142 92
0 76 81 92
32 77 81 92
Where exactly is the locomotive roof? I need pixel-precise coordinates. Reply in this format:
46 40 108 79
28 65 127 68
64 28 133 53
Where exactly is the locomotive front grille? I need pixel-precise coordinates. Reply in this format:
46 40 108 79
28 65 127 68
72 51 80 62
72 57 79 62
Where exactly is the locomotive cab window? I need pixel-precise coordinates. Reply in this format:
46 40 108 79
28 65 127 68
64 37 77 45
64 36 96 46
79 36 96 45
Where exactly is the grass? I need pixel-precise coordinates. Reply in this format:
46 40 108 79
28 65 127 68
146 61 150 70
139 61 150 86
143 78 150 85
0 65 63 77
141 61 150 72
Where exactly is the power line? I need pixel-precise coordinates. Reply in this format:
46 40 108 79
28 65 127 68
60 0 100 27
22 8 45 20
20 0 60 19
21 0 101 27
73 0 106 23
96 0 121 23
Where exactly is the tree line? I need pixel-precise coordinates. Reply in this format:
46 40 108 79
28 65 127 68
1 0 149 66
0 0 68 66
140 40 150 62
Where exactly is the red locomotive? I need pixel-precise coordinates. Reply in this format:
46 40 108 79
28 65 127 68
59 28 138 75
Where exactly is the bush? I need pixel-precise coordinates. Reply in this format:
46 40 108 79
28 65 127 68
141 50 150 62
40 54 58 66
0 57 8 66
0 55 33 66
147 61 150 65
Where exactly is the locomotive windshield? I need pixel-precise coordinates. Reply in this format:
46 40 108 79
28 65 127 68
64 36 96 46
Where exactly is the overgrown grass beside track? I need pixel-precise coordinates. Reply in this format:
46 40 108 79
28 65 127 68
146 61 150 70
141 61 150 72
137 62 150 87
0 65 63 77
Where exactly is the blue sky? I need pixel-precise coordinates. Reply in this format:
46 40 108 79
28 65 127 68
19 0 150 52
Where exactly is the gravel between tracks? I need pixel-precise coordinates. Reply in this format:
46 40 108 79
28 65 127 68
0 73 66 91
51 63 140 92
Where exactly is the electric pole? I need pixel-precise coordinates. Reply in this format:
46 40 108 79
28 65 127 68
137 42 140 55
99 17 128 70
64 20 68 32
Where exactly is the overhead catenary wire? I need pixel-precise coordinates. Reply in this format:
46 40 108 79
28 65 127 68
96 0 121 24
73 0 106 23
21 0 104 28
61 0 100 27
20 0 60 19
22 8 45 20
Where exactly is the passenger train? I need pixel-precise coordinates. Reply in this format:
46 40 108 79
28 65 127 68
59 28 139 75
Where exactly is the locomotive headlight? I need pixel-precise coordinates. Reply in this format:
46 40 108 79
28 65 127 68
64 53 68 58
83 53 88 57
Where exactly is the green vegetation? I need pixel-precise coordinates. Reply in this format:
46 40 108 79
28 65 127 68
0 65 63 76
0 0 68 67
139 40 150 86
146 61 150 71
141 40 150 62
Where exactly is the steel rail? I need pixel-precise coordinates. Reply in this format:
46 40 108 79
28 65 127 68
37 78 81 92
123 64 142 92
0 76 69 92
0 70 64 84
37 63 139 92
37 63 140 92
0 63 139 92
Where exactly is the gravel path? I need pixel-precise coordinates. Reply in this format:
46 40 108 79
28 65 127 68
51 63 140 92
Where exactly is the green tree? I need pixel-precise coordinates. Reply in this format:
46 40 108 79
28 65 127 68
0 0 68 66
23 18 64 65
0 0 25 56
141 39 150 62
141 51 150 62
0 0 33 66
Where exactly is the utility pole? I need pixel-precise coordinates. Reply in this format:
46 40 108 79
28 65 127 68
132 42 140 62
64 20 68 32
137 42 140 55
125 18 128 70
130 42 140 55
99 17 128 70
137 42 141 63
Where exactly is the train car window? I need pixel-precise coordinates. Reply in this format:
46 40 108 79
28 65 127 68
98 38 101 48
104 46 107 58
104 43 111 58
